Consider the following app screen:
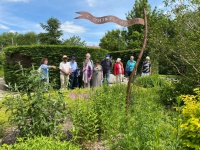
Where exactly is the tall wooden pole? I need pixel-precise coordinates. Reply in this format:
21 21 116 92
126 9 148 114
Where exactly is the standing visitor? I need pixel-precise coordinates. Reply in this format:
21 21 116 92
114 58 124 84
39 58 56 83
92 60 103 88
141 56 151 77
83 53 93 69
83 53 93 87
101 54 112 84
82 59 92 88
59 55 71 89
126 56 136 76
69 56 79 89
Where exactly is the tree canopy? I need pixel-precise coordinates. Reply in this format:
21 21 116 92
63 36 86 47
38 17 63 45
99 29 127 51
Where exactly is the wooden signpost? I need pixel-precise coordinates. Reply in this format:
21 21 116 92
75 9 148 113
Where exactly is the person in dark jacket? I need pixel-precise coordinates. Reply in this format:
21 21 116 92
101 54 112 84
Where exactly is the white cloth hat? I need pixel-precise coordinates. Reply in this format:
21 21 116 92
116 58 121 62
146 56 150 60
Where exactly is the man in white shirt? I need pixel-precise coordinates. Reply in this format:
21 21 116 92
59 55 71 89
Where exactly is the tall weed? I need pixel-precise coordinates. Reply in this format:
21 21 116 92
2 67 66 138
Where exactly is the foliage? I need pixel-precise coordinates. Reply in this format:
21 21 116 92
64 83 182 149
0 32 18 47
0 65 4 77
125 0 151 49
179 88 200 149
0 136 80 150
135 75 178 106
3 45 108 89
155 0 200 83
38 17 63 44
135 74 168 88
110 85 182 150
63 36 86 47
15 32 39 45
3 69 66 138
99 29 127 51
70 100 99 144
0 106 9 138
0 32 38 47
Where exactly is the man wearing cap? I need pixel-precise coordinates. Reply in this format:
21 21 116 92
59 55 72 89
101 54 112 84
69 56 79 89
141 56 151 77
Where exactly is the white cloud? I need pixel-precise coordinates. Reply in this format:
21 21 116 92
1 0 30 2
0 24 9 29
61 21 87 34
86 0 96 7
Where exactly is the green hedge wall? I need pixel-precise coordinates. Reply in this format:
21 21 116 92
3 45 108 88
109 49 149 73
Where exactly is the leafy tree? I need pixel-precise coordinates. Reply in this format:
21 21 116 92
0 32 39 47
39 17 63 45
162 0 200 84
125 0 151 49
0 32 18 47
99 29 127 51
63 35 86 47
16 32 39 45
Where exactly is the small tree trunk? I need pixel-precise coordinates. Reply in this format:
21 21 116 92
126 9 148 114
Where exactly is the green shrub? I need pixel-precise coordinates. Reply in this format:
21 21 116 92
178 88 200 149
158 76 195 106
70 100 99 144
64 84 182 149
0 136 80 150
0 107 9 138
109 85 182 150
0 65 3 77
65 85 127 146
0 53 5 66
3 68 66 138
3 45 108 88
0 53 5 77
135 75 168 88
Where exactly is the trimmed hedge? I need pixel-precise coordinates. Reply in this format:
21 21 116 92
110 49 149 74
3 45 108 88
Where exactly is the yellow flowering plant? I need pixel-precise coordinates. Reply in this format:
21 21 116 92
179 88 200 149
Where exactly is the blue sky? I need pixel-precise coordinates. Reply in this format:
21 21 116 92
0 0 166 46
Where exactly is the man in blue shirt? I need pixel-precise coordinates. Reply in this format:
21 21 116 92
69 56 79 89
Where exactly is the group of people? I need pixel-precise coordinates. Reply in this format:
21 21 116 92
39 53 151 89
